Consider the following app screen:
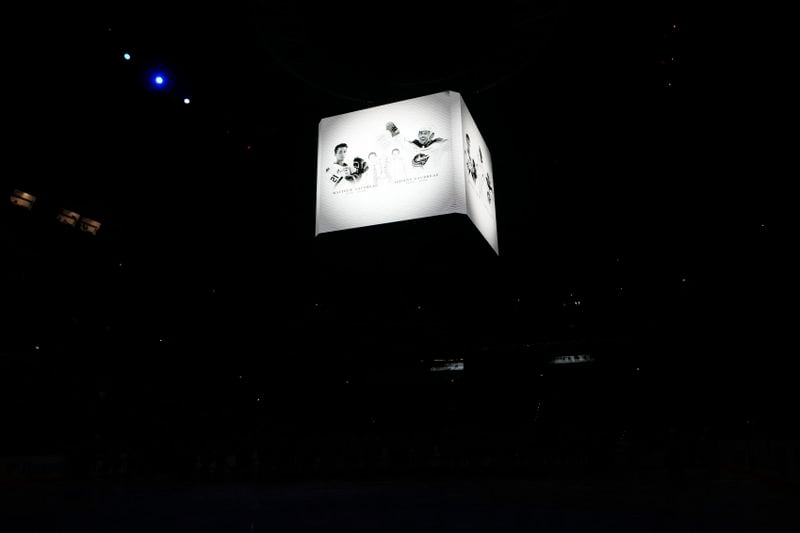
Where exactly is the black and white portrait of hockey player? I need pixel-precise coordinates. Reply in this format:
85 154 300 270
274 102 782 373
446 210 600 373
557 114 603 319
464 133 478 183
477 146 494 205
325 143 369 189
464 133 494 209
325 143 353 187
408 125 447 169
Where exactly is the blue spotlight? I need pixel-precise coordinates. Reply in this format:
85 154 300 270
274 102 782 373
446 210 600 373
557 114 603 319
152 73 166 88
123 52 131 61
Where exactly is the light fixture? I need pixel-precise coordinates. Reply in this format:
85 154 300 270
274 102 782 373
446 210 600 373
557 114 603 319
430 359 464 372
551 354 594 365
151 73 167 89
10 189 36 210
79 217 102 235
56 208 81 227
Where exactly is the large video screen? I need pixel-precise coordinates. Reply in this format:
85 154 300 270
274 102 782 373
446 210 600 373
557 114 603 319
316 91 497 254
461 99 498 253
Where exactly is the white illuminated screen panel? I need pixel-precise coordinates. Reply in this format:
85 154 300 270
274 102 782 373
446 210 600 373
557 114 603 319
315 91 498 254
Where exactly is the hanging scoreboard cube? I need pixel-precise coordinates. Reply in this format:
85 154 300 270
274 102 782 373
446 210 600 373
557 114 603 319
315 91 498 254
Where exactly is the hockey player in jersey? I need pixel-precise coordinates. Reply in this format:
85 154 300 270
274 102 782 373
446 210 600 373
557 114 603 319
464 133 478 183
325 143 369 189
408 125 447 169
476 146 494 205
326 143 354 187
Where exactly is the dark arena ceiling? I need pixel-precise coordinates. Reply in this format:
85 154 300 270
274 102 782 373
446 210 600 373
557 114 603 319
250 0 564 102
2 9 797 524
2 1 787 387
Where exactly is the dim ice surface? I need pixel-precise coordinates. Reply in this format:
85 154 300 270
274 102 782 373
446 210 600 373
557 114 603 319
316 91 498 254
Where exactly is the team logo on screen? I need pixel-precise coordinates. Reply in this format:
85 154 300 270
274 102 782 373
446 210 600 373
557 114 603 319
411 153 430 167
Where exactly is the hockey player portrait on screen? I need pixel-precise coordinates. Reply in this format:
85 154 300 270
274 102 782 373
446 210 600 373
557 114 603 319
325 143 369 189
465 133 493 209
407 125 447 170
477 146 494 205
465 133 478 183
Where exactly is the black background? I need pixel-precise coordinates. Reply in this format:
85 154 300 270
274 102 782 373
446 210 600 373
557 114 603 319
1 0 794 501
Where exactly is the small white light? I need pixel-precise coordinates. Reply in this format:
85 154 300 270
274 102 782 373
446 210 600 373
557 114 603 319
183 98 191 104
123 53 131 61
34 345 40 350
